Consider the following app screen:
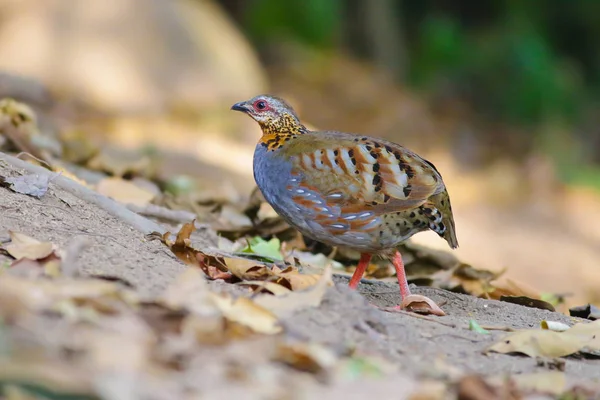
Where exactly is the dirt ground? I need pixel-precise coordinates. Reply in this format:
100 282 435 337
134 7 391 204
1 157 599 400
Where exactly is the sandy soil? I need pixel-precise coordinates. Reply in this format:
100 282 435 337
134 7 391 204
1 157 599 399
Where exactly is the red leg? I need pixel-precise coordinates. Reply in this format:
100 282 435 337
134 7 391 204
392 250 411 299
391 250 445 316
348 253 371 289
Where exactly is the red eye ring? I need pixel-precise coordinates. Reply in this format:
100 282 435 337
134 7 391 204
253 100 269 111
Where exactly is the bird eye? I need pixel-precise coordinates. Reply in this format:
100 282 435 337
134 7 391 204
254 100 267 111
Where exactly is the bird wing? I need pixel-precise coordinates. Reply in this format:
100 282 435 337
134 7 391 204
285 132 445 215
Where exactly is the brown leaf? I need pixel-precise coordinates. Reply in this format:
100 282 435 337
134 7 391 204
0 274 132 319
500 295 556 312
275 340 338 374
236 281 292 296
399 294 446 316
4 231 56 261
210 295 282 335
457 375 502 400
160 267 281 336
486 372 566 397
159 267 213 315
487 320 600 358
276 267 323 291
511 371 566 396
487 330 584 358
158 221 228 278
224 257 271 280
223 258 322 291
253 265 333 318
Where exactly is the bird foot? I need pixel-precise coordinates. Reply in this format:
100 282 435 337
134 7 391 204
380 294 446 316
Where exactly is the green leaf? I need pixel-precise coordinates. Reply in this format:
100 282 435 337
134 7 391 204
241 237 283 261
469 319 490 334
339 357 386 380
541 293 561 307
164 175 195 196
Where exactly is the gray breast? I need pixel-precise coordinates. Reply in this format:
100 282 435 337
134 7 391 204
253 145 381 252
253 145 298 218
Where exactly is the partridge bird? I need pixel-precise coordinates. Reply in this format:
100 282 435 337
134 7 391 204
232 95 458 315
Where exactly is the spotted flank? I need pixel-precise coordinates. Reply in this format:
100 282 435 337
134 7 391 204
420 206 446 235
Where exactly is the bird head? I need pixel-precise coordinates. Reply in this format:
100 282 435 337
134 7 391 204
231 94 305 134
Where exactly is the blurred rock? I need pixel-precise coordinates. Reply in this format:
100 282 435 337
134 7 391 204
0 0 267 112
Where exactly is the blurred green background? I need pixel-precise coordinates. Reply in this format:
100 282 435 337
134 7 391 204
221 0 600 189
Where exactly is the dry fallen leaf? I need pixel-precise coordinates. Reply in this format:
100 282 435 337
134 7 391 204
237 280 292 296
4 231 57 261
0 274 131 319
487 320 600 358
399 294 446 316
224 257 271 281
487 330 584 358
511 371 566 395
160 267 281 335
273 265 322 291
160 267 214 315
223 257 322 291
154 221 231 280
500 295 555 312
253 265 333 318
456 375 502 400
275 340 339 374
487 371 566 397
210 295 282 335
157 221 323 292
96 177 156 207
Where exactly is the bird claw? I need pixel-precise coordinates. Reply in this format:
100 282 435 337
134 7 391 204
380 294 446 316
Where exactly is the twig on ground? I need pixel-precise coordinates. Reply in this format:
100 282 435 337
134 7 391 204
15 152 53 169
478 325 516 332
0 152 167 235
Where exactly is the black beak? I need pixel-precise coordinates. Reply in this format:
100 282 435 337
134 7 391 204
231 101 250 113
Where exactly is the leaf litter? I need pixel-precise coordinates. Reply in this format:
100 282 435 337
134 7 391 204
487 319 600 358
2 98 600 398
0 250 336 398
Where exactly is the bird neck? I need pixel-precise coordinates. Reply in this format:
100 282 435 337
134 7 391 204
258 114 308 151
